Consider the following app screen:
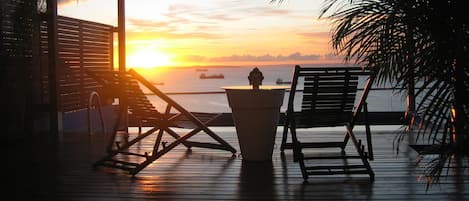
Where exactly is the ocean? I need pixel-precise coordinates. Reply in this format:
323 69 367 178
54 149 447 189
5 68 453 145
142 66 407 113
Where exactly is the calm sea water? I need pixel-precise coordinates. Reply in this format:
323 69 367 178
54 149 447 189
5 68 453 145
143 66 407 113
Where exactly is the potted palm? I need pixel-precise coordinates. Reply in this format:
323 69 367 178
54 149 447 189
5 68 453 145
316 0 469 187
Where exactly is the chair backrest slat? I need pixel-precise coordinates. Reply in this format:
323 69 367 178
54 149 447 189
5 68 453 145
290 66 366 128
86 70 161 120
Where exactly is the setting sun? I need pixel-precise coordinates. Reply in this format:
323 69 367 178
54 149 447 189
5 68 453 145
127 49 172 69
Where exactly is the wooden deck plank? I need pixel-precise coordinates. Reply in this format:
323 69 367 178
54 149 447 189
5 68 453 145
7 126 468 200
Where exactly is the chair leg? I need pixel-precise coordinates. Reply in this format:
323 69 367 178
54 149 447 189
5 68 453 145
293 140 302 163
298 152 308 181
280 122 290 152
342 129 350 150
289 125 307 179
290 122 303 162
363 102 374 160
346 125 375 181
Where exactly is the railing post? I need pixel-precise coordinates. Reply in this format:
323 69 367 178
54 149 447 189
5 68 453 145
47 0 60 137
118 0 128 133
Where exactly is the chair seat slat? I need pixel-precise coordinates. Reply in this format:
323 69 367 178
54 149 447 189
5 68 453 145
281 65 374 181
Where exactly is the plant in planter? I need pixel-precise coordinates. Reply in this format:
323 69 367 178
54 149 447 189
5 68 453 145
317 0 469 188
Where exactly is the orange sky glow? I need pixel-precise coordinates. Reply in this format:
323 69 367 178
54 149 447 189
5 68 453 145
58 0 343 69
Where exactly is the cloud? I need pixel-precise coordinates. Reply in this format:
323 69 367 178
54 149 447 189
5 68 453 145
166 3 240 22
125 2 300 42
210 52 321 62
324 53 344 61
167 3 196 14
240 7 292 17
173 52 327 64
126 18 223 40
126 30 222 40
209 14 240 21
128 18 174 30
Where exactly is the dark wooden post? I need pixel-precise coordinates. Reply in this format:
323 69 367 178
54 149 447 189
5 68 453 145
118 0 126 73
47 0 59 136
118 0 128 132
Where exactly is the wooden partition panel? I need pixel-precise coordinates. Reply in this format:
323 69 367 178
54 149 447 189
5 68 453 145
40 16 116 112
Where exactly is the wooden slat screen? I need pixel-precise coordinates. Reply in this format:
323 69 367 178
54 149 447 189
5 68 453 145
2 0 36 136
293 67 369 127
40 15 116 112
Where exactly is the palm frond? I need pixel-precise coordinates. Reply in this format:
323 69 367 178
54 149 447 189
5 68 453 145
320 0 469 187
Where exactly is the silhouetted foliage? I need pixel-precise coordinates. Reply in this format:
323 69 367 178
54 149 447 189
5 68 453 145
318 0 469 187
271 0 468 188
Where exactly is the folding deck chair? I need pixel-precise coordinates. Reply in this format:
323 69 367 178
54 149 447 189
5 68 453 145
280 65 375 181
87 69 236 175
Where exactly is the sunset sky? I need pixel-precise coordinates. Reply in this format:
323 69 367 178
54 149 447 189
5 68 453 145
58 0 342 68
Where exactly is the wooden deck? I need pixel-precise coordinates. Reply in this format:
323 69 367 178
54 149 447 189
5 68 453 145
8 126 468 200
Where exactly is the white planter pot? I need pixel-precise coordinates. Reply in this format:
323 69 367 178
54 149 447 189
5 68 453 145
224 86 286 161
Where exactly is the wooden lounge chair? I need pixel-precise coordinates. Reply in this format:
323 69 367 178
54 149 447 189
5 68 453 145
280 65 375 181
86 69 236 175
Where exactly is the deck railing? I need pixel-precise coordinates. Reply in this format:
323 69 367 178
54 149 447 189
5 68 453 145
135 88 407 127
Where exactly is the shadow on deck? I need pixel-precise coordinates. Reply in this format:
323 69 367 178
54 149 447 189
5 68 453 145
7 126 468 200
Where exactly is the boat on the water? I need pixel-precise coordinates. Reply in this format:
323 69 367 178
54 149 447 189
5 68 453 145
276 78 292 85
200 73 224 79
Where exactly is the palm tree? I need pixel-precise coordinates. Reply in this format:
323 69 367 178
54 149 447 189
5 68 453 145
316 0 469 186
